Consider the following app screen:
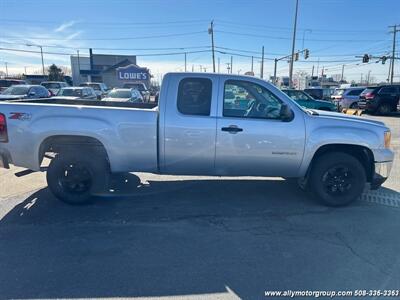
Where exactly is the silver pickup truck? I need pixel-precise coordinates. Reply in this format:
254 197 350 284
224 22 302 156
0 73 394 206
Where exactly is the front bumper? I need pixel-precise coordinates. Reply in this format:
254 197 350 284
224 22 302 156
371 161 393 189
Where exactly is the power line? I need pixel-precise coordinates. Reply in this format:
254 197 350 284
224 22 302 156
1 30 208 41
0 46 212 57
215 30 387 43
0 41 211 51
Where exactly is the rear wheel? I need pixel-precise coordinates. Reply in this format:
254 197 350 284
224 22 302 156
309 152 366 206
47 151 108 204
377 103 391 115
350 102 358 109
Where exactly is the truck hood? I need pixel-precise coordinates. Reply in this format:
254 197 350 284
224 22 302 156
0 94 27 100
310 109 386 127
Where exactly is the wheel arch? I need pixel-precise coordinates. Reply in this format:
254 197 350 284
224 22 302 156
307 144 375 183
39 135 110 167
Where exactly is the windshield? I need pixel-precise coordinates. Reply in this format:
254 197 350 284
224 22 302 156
284 90 314 101
58 89 83 97
107 90 132 98
1 86 29 95
125 84 144 91
42 82 60 89
333 89 345 96
80 83 100 90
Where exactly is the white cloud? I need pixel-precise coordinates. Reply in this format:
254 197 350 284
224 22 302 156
54 20 76 33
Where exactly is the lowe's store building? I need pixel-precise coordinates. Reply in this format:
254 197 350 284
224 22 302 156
70 50 151 88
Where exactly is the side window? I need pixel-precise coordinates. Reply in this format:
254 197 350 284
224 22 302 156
347 89 362 96
82 89 88 97
379 87 396 94
39 87 49 97
177 78 212 116
223 80 282 119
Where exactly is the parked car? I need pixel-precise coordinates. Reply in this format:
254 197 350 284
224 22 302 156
79 82 108 99
102 88 143 103
0 84 50 101
0 79 27 93
358 85 400 114
282 89 337 111
303 88 334 100
53 87 97 100
40 81 69 95
122 82 150 102
0 73 393 207
331 87 366 110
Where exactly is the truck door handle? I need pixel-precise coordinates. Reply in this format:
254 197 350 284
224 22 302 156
221 125 243 133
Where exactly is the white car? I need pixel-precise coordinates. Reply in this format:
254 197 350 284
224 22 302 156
102 88 143 102
53 87 98 100
41 81 69 96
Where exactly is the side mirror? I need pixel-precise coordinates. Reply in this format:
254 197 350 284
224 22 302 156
280 104 294 122
29 91 36 97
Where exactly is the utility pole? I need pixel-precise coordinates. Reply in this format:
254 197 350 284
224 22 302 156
316 58 320 78
360 73 363 84
192 64 194 72
321 66 324 76
230 56 233 74
5 62 8 77
273 58 278 84
184 52 187 72
288 0 299 88
387 57 392 82
209 20 216 72
311 65 314 77
341 64 344 82
24 66 27 74
39 46 45 76
389 25 399 84
218 57 220 73
367 70 371 85
251 56 254 73
260 46 264 79
77 50 81 84
199 65 203 72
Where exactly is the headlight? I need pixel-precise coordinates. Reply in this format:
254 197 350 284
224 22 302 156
384 131 391 148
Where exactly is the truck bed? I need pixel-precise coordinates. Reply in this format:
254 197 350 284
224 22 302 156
0 99 159 173
8 98 158 109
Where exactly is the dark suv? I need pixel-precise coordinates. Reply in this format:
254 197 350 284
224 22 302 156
358 85 400 114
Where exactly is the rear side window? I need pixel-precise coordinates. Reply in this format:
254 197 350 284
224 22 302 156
379 87 397 94
347 89 363 96
177 78 212 116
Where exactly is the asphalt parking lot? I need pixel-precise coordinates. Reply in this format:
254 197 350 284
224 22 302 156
0 113 399 300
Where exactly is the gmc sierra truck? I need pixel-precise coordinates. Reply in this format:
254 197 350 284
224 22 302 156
0 73 394 206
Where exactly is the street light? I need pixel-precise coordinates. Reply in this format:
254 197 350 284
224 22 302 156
26 43 45 76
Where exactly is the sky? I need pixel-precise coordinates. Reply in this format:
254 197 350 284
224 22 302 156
0 0 399 83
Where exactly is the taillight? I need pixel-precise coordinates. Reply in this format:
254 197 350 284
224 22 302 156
0 113 8 143
365 93 374 100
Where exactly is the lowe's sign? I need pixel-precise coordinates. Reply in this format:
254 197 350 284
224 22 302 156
117 64 149 81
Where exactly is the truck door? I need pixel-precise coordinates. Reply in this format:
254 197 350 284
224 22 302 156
215 79 305 177
161 75 218 175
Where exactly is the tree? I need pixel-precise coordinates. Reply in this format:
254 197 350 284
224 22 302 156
48 64 64 81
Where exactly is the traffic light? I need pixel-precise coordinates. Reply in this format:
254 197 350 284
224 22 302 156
362 54 370 63
294 52 299 61
304 49 309 59
381 56 387 64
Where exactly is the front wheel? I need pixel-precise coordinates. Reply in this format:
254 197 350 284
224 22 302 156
309 152 366 206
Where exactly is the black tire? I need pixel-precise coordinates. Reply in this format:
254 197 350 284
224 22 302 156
350 102 358 109
309 152 366 206
377 103 391 115
47 151 108 204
